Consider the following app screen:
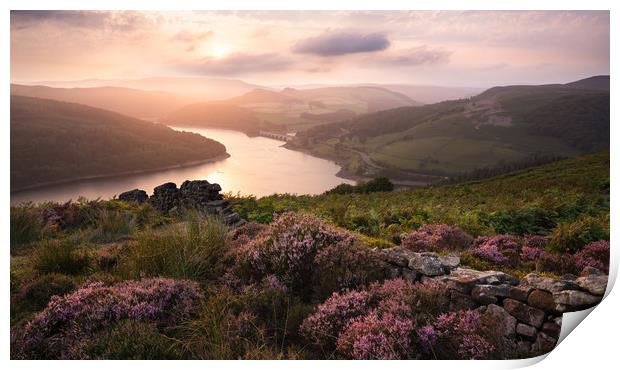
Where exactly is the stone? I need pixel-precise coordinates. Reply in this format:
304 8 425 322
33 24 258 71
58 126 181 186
516 323 538 340
408 252 445 276
521 273 579 293
118 189 148 203
439 255 460 271
576 275 608 296
503 298 546 328
509 286 534 302
471 284 511 305
580 266 604 277
483 304 517 339
383 246 410 267
541 322 561 339
528 289 564 313
553 290 601 307
531 332 556 354
150 182 181 213
444 268 518 294
141 180 246 227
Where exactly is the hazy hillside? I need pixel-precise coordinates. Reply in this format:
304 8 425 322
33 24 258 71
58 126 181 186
11 84 193 119
31 76 263 101
355 83 485 104
290 77 609 177
162 103 260 132
11 96 227 190
164 85 417 133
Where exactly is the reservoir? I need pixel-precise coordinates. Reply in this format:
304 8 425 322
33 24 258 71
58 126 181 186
11 126 354 205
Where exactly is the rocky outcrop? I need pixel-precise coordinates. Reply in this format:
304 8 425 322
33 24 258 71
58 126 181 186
118 189 149 203
376 245 608 356
119 180 246 227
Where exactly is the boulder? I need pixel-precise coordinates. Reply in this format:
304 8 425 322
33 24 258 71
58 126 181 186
516 323 538 340
521 273 579 293
439 255 460 271
509 286 534 302
503 298 546 328
118 189 148 203
382 246 411 267
471 284 511 305
444 268 518 294
483 304 517 339
553 290 601 307
408 252 445 276
150 182 181 213
528 289 565 313
576 275 608 296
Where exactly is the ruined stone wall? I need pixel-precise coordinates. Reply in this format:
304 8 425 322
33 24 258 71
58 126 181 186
118 180 245 227
377 246 608 354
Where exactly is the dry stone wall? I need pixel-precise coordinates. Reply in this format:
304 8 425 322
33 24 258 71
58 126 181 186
118 180 246 227
376 245 608 354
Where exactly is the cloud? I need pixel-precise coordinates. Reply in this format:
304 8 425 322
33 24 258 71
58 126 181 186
172 30 214 43
371 46 451 66
10 10 157 32
292 30 390 56
176 53 292 75
11 10 108 29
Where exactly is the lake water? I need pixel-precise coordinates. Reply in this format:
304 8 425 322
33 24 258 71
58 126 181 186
11 126 354 205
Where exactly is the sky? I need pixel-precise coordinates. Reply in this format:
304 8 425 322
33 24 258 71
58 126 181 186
10 10 610 87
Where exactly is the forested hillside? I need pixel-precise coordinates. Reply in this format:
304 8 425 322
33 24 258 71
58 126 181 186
11 96 227 190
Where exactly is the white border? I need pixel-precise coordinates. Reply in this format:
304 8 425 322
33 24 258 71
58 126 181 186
2 1 617 369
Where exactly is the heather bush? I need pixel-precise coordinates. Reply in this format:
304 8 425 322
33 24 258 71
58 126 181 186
235 212 386 301
119 212 230 281
471 235 521 266
548 214 609 253
11 278 203 359
574 240 610 273
10 205 45 249
301 279 449 358
33 239 92 275
335 310 414 359
422 310 495 360
72 320 180 359
300 289 371 349
536 253 578 276
401 224 473 252
228 221 268 247
520 235 549 261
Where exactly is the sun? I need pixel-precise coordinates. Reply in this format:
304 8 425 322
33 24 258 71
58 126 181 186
210 44 231 59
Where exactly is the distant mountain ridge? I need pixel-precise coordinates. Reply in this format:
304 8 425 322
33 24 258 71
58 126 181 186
10 84 194 119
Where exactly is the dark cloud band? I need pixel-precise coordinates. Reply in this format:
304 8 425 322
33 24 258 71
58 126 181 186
293 30 390 56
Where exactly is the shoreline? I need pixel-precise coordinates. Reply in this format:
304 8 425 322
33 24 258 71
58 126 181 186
282 142 438 189
11 152 230 194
